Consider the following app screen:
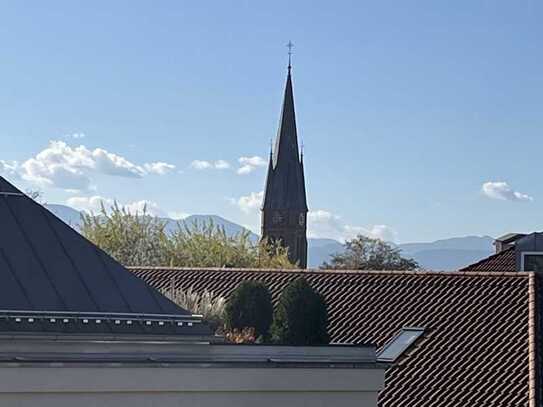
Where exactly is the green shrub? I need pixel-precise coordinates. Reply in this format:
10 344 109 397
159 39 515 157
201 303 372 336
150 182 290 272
271 278 329 345
224 281 273 338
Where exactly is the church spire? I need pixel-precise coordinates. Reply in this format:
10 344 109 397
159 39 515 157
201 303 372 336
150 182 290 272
272 44 301 170
261 46 308 268
263 48 307 210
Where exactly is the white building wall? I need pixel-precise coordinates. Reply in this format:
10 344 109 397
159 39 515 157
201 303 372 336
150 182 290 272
0 366 383 407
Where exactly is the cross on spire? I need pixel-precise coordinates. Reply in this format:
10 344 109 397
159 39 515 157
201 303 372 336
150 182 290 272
287 41 294 72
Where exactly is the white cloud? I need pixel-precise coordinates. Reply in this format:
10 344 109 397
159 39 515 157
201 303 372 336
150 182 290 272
22 157 90 191
4 140 174 191
91 147 145 178
67 195 167 217
191 160 213 170
482 181 533 202
214 160 231 170
123 200 166 217
360 224 397 242
237 165 253 175
230 191 264 213
308 209 397 242
67 196 114 213
168 211 189 220
65 133 86 139
237 156 267 175
190 159 231 170
239 156 267 167
0 160 20 178
144 162 176 175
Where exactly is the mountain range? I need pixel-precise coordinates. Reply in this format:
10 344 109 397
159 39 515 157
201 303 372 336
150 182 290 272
45 204 494 270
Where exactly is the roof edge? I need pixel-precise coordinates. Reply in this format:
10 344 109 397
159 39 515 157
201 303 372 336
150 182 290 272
528 272 538 407
129 266 531 279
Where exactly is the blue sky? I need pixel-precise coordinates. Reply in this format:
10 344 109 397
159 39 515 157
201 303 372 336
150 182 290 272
1 1 542 243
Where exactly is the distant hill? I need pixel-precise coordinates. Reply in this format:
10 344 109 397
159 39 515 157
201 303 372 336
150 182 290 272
307 238 344 267
162 214 259 241
397 236 494 271
44 204 494 270
45 204 84 228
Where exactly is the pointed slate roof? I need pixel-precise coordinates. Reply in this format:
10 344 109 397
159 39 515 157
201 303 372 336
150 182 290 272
262 67 308 211
0 176 209 336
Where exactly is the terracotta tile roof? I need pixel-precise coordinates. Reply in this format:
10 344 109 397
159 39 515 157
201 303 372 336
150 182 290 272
460 248 516 272
130 267 536 407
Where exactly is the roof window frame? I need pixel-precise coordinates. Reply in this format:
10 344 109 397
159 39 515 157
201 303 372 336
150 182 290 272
377 327 425 363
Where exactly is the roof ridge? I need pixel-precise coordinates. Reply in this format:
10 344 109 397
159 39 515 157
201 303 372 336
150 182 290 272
129 266 530 278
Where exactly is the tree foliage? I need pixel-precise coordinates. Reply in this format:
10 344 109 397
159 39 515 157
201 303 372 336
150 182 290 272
80 203 294 268
81 203 170 266
322 235 419 271
224 281 273 339
271 277 329 345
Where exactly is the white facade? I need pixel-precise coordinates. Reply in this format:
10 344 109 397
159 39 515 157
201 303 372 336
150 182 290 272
0 336 385 407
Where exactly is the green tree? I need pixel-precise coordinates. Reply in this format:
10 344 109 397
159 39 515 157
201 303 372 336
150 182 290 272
80 203 294 268
81 203 170 266
271 278 329 345
224 281 273 339
165 222 293 269
322 235 419 271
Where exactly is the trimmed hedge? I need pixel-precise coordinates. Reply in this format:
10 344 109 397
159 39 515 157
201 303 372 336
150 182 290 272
271 277 329 345
224 281 273 338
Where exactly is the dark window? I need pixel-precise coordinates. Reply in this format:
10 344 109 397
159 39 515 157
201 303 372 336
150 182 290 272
523 253 543 272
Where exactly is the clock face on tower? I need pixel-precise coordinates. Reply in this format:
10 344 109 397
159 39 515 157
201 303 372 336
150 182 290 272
272 211 284 225
298 213 305 226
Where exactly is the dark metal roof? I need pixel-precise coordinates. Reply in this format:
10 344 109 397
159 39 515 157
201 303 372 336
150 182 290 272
262 69 308 211
0 176 209 336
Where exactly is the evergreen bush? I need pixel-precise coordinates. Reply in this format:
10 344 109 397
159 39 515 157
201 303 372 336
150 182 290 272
271 278 329 345
224 281 273 338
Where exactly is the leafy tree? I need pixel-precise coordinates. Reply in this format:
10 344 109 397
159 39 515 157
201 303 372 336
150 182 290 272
224 281 273 339
271 277 329 345
322 235 419 271
166 222 293 269
80 203 294 268
81 203 170 266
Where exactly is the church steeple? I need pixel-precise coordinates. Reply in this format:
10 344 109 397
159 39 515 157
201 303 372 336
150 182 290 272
272 66 301 169
261 46 308 268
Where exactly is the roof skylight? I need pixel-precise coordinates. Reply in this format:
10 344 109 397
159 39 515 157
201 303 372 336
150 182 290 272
377 327 424 362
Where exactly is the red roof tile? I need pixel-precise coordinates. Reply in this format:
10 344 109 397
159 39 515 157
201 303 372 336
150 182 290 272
460 248 516 272
130 267 536 407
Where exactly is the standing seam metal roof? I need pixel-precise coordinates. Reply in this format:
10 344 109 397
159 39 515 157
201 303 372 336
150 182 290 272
0 176 209 336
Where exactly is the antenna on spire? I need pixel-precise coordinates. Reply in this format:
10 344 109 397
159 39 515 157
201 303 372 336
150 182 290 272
287 41 294 73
